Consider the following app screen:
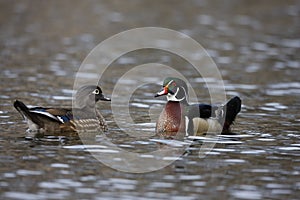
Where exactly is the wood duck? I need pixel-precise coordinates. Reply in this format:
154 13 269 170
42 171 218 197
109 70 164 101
14 85 111 133
155 77 241 136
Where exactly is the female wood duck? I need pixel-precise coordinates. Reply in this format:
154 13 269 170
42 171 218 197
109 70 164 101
14 85 111 133
155 77 241 136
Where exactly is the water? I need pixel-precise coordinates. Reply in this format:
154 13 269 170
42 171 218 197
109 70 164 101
1 1 299 199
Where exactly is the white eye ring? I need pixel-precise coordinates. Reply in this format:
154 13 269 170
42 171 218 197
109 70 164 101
93 89 100 94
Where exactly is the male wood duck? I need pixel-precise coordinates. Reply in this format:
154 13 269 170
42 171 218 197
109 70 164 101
14 85 111 133
155 77 241 136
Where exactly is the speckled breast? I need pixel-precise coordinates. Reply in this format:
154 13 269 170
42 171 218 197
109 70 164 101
156 101 185 134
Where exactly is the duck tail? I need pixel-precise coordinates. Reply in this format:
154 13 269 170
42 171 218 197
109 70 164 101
14 100 40 125
223 96 242 132
14 100 29 118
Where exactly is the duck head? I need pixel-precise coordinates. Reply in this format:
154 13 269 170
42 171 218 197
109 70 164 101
75 85 111 108
155 77 188 103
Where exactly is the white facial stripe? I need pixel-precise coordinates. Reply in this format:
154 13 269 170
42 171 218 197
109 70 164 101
166 80 174 87
180 86 188 102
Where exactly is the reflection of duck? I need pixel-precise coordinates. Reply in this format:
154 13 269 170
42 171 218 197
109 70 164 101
155 77 241 136
14 85 110 133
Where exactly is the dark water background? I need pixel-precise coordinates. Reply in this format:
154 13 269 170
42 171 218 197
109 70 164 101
0 1 299 199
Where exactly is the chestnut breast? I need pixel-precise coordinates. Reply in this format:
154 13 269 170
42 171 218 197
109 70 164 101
156 101 185 134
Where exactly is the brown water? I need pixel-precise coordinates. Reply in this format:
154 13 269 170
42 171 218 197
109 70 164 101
1 1 300 199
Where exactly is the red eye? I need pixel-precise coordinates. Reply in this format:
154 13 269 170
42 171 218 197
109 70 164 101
172 82 176 86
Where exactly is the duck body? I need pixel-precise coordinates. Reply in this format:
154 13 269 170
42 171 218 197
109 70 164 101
14 101 74 132
155 77 241 136
186 104 222 135
14 85 110 133
186 96 241 135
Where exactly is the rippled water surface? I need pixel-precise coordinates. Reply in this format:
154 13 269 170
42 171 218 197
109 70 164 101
0 1 299 199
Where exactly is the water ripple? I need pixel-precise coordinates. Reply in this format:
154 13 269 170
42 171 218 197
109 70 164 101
231 190 262 200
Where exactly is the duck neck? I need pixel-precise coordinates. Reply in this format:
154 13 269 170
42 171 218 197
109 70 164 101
74 98 96 110
168 99 188 106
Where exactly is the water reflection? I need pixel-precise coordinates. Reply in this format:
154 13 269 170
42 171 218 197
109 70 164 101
266 82 300 96
1 0 300 199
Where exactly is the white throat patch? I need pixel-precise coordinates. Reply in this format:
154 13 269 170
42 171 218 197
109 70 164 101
166 87 186 102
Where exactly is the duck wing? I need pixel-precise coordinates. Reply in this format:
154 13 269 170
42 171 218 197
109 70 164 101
14 100 73 124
